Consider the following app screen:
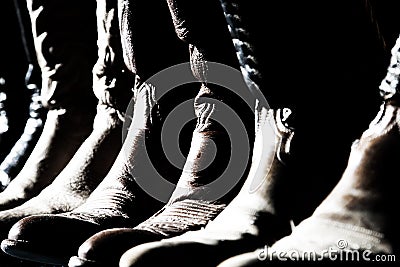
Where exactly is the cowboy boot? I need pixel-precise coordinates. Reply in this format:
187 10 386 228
218 100 400 267
215 35 400 267
0 64 46 190
66 76 255 267
110 1 292 266
0 106 95 211
0 0 99 211
0 0 135 241
114 105 293 267
65 0 257 264
114 104 293 267
0 79 183 265
0 102 126 232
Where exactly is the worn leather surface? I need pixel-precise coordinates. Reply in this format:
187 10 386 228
117 107 294 267
0 104 124 239
67 1 254 264
216 101 400 267
0 83 167 265
0 107 94 211
68 199 225 267
67 99 234 266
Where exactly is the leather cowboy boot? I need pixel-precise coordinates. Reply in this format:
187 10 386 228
67 77 254 267
0 103 126 234
0 79 177 266
0 0 134 241
0 64 46 190
217 100 400 267
68 88 247 267
0 107 94 211
214 35 400 267
116 105 294 267
113 1 293 265
64 0 255 265
0 0 99 211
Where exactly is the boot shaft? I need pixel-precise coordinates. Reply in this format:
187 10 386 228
93 0 134 114
26 0 98 110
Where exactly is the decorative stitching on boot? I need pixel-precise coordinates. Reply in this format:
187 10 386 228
135 199 225 236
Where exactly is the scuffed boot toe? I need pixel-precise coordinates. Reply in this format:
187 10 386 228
1 214 104 265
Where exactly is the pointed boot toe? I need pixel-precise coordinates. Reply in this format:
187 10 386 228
70 197 227 266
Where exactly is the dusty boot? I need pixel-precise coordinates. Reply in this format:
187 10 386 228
0 0 134 245
65 0 257 265
0 102 125 232
0 104 121 267
0 64 46 190
67 77 255 267
0 107 94 211
0 80 177 266
115 105 293 267
217 100 400 267
216 7 400 267
0 0 99 210
215 34 400 267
